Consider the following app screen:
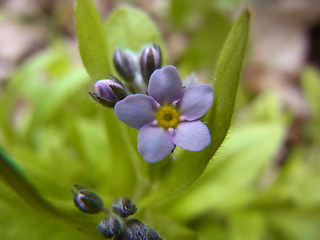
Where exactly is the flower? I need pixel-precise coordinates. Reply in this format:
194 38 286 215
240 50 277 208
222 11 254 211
114 65 214 163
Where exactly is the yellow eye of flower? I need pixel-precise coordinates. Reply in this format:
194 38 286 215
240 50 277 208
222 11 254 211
156 106 179 129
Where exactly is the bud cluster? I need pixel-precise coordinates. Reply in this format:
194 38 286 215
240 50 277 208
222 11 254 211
90 44 162 108
72 185 162 240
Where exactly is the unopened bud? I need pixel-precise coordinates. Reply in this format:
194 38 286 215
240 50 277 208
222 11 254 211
112 197 137 218
90 79 127 107
140 44 162 84
125 219 148 240
97 217 122 239
113 49 138 82
124 219 162 240
72 184 103 214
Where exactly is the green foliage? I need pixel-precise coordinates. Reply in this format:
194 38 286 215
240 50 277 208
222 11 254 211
168 122 286 221
138 10 251 208
0 2 254 238
75 0 110 80
1 0 320 239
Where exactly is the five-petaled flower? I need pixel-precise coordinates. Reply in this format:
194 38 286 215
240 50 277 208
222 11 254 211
115 65 214 163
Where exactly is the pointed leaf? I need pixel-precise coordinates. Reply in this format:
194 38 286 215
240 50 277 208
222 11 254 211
139 10 251 207
75 0 110 80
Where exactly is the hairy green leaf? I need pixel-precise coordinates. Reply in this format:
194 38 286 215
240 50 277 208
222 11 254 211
139 10 251 207
75 0 110 80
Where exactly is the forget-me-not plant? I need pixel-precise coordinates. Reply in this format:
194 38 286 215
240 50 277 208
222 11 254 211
0 2 250 239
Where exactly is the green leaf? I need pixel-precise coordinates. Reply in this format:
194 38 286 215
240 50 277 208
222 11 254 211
167 122 286 221
26 69 89 138
139 10 251 207
75 0 110 80
104 6 167 71
206 9 250 155
0 147 98 237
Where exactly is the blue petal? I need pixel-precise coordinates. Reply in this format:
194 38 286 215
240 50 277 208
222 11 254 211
137 124 175 163
179 84 213 121
148 65 183 105
171 121 211 151
114 94 158 129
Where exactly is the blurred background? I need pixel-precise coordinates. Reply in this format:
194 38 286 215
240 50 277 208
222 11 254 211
1 0 320 239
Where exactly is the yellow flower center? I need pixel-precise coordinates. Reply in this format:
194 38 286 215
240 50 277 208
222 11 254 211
156 105 179 129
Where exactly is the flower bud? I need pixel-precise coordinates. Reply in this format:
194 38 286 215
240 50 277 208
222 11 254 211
71 184 104 214
139 44 162 84
90 79 127 107
125 219 148 240
97 217 122 239
112 197 137 218
113 49 138 82
124 219 162 240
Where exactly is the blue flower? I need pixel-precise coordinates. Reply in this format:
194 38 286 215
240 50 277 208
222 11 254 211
115 65 214 163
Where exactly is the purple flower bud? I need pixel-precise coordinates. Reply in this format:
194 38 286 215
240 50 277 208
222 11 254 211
113 49 138 82
97 217 122 238
90 79 127 107
124 219 162 240
71 184 104 214
112 197 137 218
125 219 149 240
139 44 162 84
